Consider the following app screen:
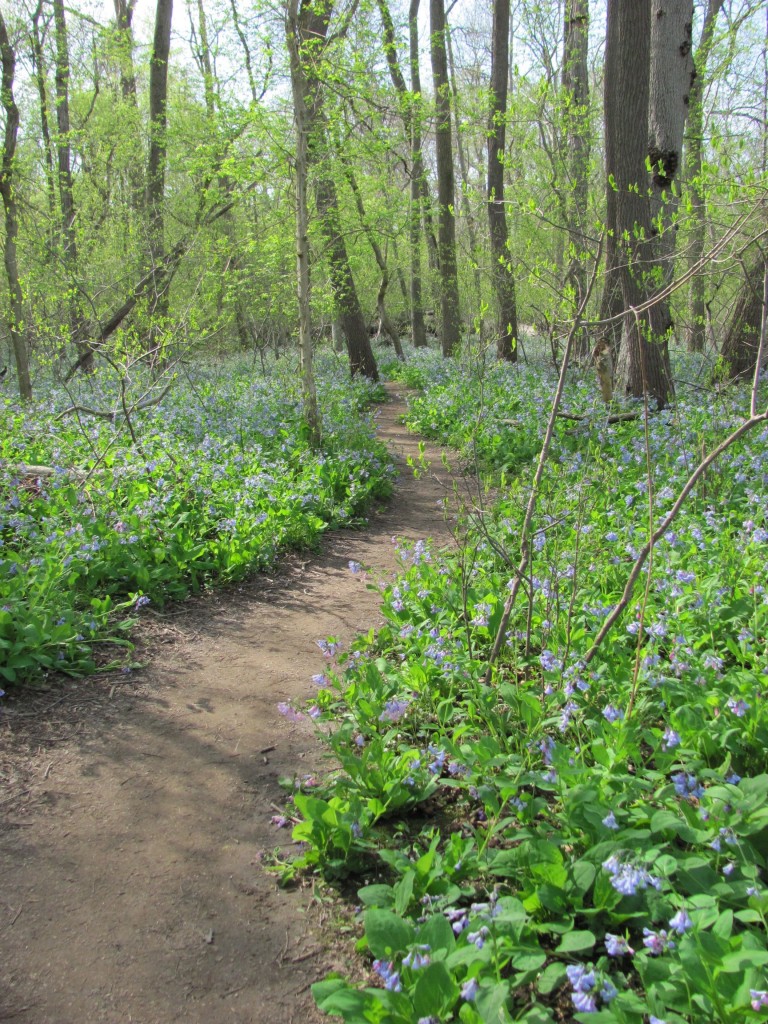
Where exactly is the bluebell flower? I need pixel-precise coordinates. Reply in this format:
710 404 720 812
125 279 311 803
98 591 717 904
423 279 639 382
461 978 479 1001
603 705 624 723
603 811 619 830
726 697 750 717
642 928 674 955
402 945 430 970
751 991 768 1011
572 991 598 1013
566 965 595 992
605 933 634 957
661 727 681 750
668 908 693 934
379 698 409 723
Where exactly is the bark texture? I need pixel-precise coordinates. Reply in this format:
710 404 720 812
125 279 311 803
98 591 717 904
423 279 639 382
430 0 461 357
487 0 518 362
606 0 673 409
718 260 768 383
146 0 174 353
376 0 427 347
562 0 590 359
684 0 724 352
0 12 32 399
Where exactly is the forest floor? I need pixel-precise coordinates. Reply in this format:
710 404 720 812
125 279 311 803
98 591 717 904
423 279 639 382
0 384 470 1024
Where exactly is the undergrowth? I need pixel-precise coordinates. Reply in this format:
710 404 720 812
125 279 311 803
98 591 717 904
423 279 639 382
0 355 393 684
278 348 768 1024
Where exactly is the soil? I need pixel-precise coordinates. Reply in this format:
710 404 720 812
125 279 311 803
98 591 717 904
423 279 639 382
0 385 473 1024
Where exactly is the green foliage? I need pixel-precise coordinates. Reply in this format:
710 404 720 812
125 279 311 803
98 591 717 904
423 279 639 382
0 356 393 685
278 352 768 1023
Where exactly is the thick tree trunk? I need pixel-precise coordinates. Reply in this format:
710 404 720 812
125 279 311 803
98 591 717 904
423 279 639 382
596 0 623 364
0 13 32 400
314 173 379 380
146 0 174 356
430 0 461 357
685 0 724 352
343 161 404 360
719 260 767 383
410 0 439 277
30 3 57 227
53 0 92 371
606 0 673 409
375 0 427 347
647 0 694 291
290 0 378 383
286 0 320 443
113 0 138 101
446 22 482 308
408 0 429 345
562 0 590 360
487 0 518 362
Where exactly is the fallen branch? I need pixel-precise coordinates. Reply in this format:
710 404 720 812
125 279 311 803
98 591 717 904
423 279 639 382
556 410 641 423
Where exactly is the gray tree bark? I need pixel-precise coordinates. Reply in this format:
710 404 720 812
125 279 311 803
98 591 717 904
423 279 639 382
0 12 32 400
607 0 673 409
562 0 590 359
286 0 320 443
53 0 92 370
647 0 694 291
684 0 724 352
487 0 519 362
430 0 461 357
375 0 427 347
145 0 173 357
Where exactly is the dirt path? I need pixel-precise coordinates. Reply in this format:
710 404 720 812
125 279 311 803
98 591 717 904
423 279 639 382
1 386 468 1024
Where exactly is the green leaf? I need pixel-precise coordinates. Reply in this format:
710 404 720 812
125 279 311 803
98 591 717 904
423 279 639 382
413 962 459 1018
537 961 566 996
555 930 596 954
364 908 414 959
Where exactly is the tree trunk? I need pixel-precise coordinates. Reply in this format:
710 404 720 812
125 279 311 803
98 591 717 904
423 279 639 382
647 0 694 289
684 0 724 352
53 0 92 371
719 260 767 383
430 0 461 357
113 0 138 100
289 0 378 383
314 172 379 379
446 20 482 309
596 0 623 364
410 0 439 278
146 0 173 358
0 12 32 400
342 160 404 360
286 0 320 443
375 0 427 347
30 2 57 228
487 0 518 362
606 0 673 409
562 0 590 360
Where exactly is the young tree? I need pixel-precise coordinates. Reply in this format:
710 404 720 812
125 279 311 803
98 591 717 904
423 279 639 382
487 0 519 362
430 0 461 356
0 10 32 400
